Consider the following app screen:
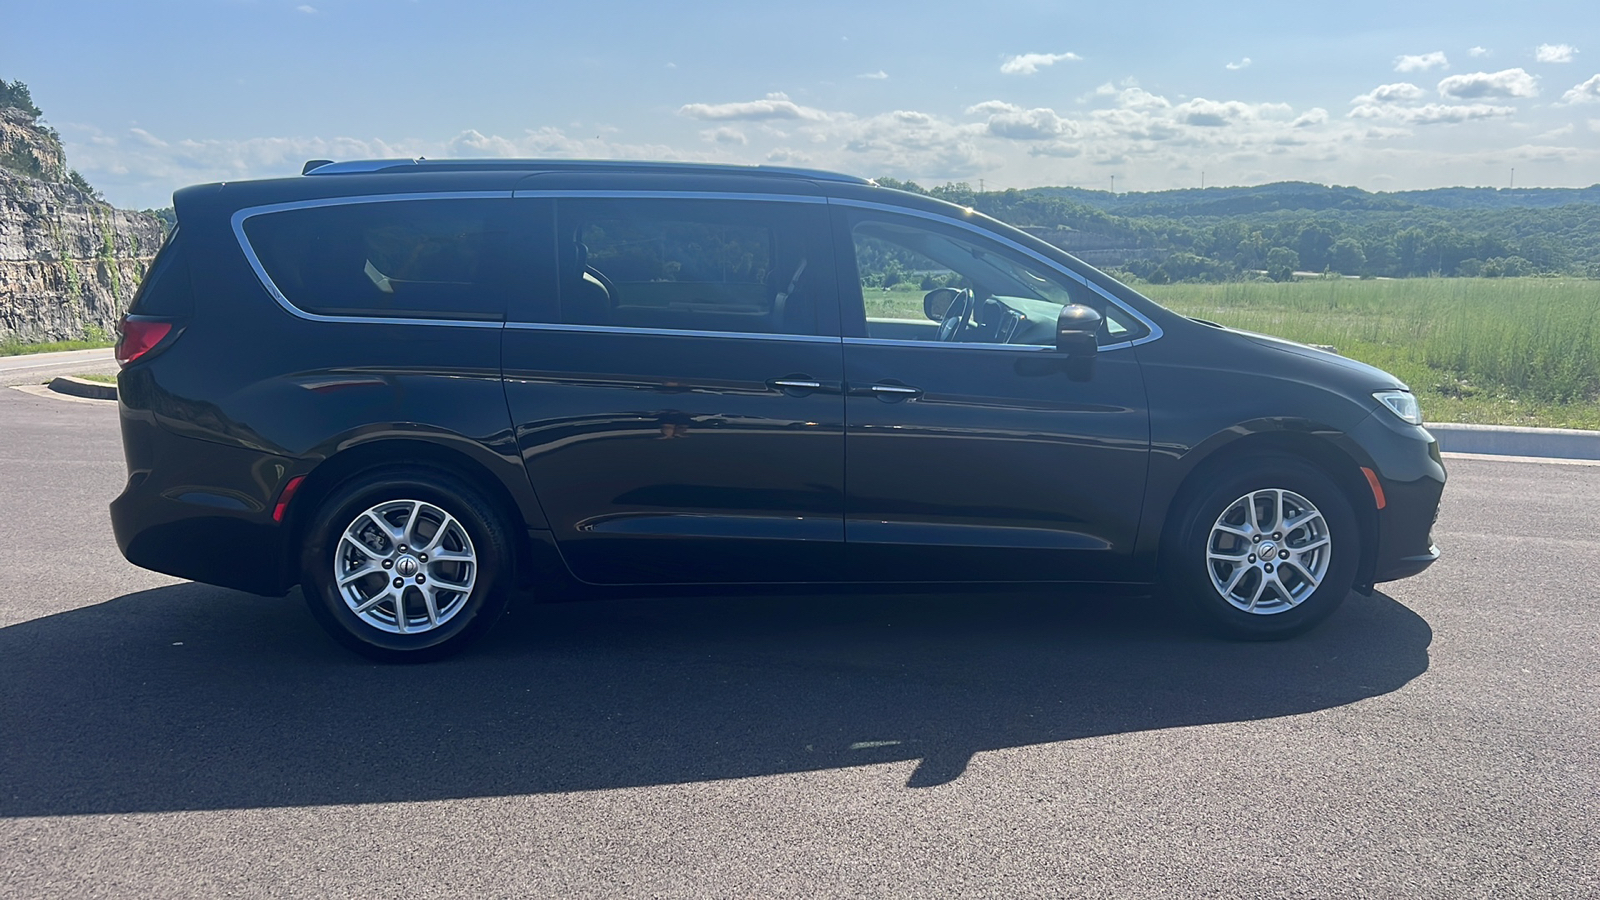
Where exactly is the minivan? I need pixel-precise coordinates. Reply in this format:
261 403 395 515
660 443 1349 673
111 159 1444 660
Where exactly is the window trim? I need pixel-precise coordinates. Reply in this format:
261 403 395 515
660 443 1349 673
231 192 512 328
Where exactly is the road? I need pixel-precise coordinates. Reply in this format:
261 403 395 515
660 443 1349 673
0 346 116 387
0 384 1595 899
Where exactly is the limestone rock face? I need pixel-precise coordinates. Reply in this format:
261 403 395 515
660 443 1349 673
1 108 167 344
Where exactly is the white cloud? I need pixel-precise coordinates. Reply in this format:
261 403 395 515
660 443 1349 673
1292 108 1329 127
678 93 829 122
1395 51 1449 72
701 127 747 145
1536 44 1577 63
1352 82 1426 104
966 102 1078 140
999 52 1081 75
1437 68 1539 99
1225 57 1251 70
856 70 888 80
1469 46 1490 57
1561 74 1600 103
296 4 317 13
1349 102 1516 124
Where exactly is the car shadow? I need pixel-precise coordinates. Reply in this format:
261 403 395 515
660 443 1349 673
0 584 1430 816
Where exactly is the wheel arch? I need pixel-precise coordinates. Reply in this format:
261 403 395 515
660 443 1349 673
282 437 543 590
1156 427 1381 593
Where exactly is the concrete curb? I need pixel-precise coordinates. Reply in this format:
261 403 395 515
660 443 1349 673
1427 423 1600 461
48 375 118 401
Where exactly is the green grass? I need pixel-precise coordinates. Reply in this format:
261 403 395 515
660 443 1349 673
0 338 115 357
72 373 118 384
1139 277 1600 429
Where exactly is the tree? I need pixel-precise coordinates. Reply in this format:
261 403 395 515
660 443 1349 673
1331 238 1366 275
0 79 42 118
1265 247 1300 281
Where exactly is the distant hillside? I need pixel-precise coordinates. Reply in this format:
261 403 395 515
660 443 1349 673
879 179 1600 282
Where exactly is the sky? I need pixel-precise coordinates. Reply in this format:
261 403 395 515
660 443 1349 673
4 0 1599 210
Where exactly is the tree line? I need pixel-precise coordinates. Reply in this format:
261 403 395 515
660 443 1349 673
878 179 1600 282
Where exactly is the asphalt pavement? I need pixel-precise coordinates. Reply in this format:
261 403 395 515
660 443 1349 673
0 383 1595 898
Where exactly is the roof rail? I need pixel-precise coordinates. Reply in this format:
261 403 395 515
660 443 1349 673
299 158 871 184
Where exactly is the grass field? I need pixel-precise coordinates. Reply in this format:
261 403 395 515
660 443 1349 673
1140 278 1600 429
0 338 114 357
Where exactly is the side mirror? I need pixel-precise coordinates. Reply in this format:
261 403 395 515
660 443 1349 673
1055 304 1102 356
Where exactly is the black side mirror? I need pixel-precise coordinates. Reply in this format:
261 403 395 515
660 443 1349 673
1055 304 1102 356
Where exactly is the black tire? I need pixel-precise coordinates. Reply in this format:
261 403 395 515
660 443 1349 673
1165 454 1359 640
301 466 513 662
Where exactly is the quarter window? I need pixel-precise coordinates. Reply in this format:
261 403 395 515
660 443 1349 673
556 198 828 336
242 198 511 321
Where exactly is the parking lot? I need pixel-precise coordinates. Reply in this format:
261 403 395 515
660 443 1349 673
1 382 1595 898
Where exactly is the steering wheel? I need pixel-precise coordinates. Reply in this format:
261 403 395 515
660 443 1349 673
936 288 975 342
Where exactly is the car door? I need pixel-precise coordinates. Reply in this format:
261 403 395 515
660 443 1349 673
833 202 1152 583
501 191 845 584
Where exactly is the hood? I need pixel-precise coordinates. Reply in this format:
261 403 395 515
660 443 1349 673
1222 326 1407 391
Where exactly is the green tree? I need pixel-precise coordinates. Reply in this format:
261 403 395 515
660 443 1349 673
1331 238 1366 275
0 79 43 118
1265 247 1300 281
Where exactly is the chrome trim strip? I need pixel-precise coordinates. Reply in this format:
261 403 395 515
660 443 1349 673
230 193 513 329
305 158 869 183
843 336 1135 353
825 197 1165 349
503 321 842 344
512 189 827 203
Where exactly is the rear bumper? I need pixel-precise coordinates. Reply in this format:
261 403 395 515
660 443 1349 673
110 406 298 596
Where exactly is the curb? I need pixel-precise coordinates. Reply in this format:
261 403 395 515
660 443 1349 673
1427 423 1600 461
47 375 118 401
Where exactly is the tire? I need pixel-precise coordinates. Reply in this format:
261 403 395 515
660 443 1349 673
1165 454 1359 640
301 466 513 662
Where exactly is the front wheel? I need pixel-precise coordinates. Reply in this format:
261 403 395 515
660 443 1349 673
301 467 513 662
1166 455 1359 640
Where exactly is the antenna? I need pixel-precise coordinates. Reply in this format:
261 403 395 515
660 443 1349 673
1509 168 1515 189
1110 175 1115 194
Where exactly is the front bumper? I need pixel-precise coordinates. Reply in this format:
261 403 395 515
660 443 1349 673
1354 414 1447 584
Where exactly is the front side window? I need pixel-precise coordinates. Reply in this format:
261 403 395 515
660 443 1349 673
847 211 1142 347
243 198 510 321
556 198 828 336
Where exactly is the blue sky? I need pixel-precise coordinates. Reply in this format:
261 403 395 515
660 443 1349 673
5 0 1598 209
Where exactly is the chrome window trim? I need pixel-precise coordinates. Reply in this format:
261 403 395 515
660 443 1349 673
844 336 1136 353
230 192 513 328
307 158 870 184
504 321 842 344
826 197 1164 350
512 189 827 204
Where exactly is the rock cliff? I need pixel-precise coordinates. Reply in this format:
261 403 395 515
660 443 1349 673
1 105 167 344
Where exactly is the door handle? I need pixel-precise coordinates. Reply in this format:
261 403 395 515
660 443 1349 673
866 382 922 401
771 378 823 390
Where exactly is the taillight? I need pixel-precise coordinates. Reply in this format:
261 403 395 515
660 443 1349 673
115 316 174 367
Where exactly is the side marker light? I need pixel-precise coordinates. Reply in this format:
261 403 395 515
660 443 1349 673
1360 467 1387 510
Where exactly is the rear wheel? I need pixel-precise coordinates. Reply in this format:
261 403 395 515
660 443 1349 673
302 467 512 662
1166 454 1358 639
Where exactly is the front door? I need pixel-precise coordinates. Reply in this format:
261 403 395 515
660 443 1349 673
502 193 845 584
834 205 1152 583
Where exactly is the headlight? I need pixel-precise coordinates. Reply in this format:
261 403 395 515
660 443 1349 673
1374 390 1422 425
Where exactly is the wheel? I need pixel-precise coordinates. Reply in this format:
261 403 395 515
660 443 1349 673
301 467 513 662
1166 454 1358 639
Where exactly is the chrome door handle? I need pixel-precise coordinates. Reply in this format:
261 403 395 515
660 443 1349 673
771 379 823 390
870 384 919 395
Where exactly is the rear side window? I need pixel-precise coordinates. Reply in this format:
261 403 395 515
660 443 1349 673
127 227 193 317
242 198 511 321
556 198 829 336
